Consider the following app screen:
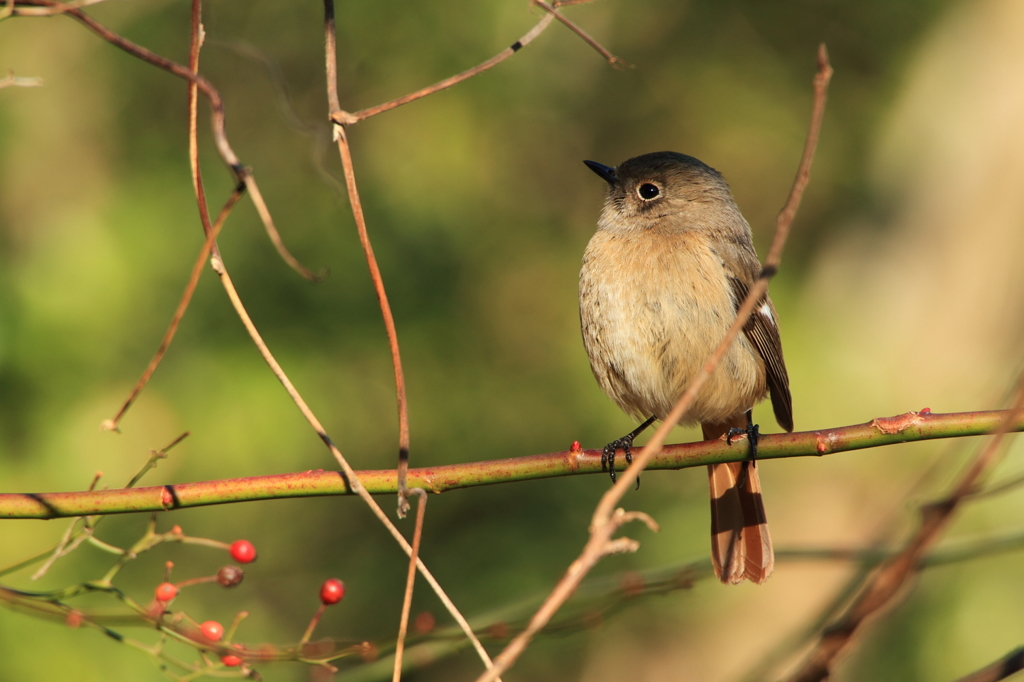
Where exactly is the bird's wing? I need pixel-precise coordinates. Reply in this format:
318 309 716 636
728 275 793 432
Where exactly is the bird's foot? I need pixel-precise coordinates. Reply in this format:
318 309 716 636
601 416 656 489
726 421 760 461
601 434 636 486
726 422 760 490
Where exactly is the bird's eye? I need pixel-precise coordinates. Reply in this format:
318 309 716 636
638 183 660 200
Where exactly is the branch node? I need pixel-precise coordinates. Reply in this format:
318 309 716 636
602 537 641 556
871 410 925 435
619 510 660 532
331 110 358 127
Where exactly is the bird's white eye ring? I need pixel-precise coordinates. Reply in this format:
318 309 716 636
638 183 660 200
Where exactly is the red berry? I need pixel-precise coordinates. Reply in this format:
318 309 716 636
200 620 224 642
221 654 242 667
155 582 178 602
319 578 345 605
229 540 257 564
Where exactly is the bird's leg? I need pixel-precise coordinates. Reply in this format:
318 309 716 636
726 410 759 490
602 415 656 488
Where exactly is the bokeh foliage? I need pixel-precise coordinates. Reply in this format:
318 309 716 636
3 0 1024 680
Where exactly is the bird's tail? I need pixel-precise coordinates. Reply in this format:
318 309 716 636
703 416 774 584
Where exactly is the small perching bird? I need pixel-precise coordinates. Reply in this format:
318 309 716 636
579 151 793 584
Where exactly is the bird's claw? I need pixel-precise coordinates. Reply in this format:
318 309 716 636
601 437 639 489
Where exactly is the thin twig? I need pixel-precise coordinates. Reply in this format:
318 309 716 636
393 488 427 682
329 0 620 125
474 45 833 682
143 2 495 671
953 647 1024 682
11 0 319 282
124 432 190 489
532 0 630 69
100 170 241 431
332 14 555 125
0 69 43 87
787 376 1024 682
30 518 84 580
324 0 411 516
3 0 105 16
209 248 499 676
324 2 497 673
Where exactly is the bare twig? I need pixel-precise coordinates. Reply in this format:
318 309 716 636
332 14 554 125
953 647 1024 682
474 45 833 682
2 0 104 16
0 69 43 87
330 0 621 125
788 377 1024 682
125 432 189 489
323 0 412 516
11 0 318 282
324 2 498 673
393 488 427 682
532 0 630 69
30 518 86 580
100 172 241 431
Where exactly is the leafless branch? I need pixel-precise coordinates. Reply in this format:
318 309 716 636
0 69 42 87
393 488 427 682
10 0 319 282
323 0 412 517
953 647 1024 682
532 0 630 69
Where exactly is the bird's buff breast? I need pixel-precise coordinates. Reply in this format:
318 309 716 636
579 230 766 424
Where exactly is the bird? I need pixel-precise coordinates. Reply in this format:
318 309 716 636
578 151 793 584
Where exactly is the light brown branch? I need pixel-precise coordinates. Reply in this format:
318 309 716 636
954 647 1024 682
532 0 629 69
475 45 833 682
392 488 427 682
2 0 105 17
0 70 43 87
332 14 554 125
323 2 496 673
11 0 318 282
323 0 411 515
101 184 242 431
329 0 620 126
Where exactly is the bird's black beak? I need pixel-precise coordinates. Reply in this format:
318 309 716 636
583 160 616 185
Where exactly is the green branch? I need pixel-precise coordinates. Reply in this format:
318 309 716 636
2 409 1021 520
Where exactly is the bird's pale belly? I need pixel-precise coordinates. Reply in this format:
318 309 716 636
580 237 767 426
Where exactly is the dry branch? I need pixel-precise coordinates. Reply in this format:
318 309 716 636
10 0 319 282
954 647 1024 682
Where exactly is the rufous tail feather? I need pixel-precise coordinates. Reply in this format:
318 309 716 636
703 416 774 585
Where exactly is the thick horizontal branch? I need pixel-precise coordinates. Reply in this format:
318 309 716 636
1 409 1020 519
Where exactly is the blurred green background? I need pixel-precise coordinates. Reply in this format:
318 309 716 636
3 0 1024 680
